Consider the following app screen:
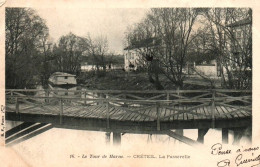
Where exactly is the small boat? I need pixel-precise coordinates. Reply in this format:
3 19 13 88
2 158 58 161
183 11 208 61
48 72 81 100
48 72 77 87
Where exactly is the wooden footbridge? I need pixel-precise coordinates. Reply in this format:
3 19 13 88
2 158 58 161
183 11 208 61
5 89 252 146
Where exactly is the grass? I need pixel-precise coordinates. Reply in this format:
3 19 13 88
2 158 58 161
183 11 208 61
78 70 215 90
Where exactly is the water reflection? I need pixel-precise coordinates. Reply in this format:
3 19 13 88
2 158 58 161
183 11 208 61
48 84 80 97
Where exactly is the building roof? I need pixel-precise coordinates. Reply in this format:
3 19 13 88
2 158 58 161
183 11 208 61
226 17 252 28
51 72 76 77
124 37 161 50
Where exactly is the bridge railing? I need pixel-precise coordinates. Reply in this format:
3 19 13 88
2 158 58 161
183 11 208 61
5 89 252 129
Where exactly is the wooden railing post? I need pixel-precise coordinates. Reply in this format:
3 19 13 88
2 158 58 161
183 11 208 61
166 92 170 106
211 90 216 128
60 99 63 124
11 91 14 103
106 101 110 129
177 87 180 95
45 90 49 103
123 94 127 107
84 91 87 105
101 93 104 105
156 102 160 131
15 97 19 114
177 86 180 105
95 92 99 105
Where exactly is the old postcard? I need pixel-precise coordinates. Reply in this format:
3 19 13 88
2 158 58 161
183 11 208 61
0 0 259 167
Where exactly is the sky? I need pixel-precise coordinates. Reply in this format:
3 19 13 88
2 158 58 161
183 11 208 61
36 8 149 54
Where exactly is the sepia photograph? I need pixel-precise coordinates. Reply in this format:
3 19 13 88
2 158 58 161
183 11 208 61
0 1 259 167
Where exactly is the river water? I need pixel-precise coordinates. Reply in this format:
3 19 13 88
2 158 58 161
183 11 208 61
6 121 251 167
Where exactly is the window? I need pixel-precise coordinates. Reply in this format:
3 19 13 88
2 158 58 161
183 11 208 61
64 76 68 79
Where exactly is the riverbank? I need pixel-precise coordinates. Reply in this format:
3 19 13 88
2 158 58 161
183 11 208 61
78 70 215 90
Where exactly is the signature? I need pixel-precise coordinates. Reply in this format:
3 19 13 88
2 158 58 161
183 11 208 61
211 143 232 155
217 159 231 167
235 153 260 167
210 143 260 167
217 153 260 167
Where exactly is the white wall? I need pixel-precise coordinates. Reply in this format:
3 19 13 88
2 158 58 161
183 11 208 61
56 76 77 85
124 50 139 71
195 65 217 76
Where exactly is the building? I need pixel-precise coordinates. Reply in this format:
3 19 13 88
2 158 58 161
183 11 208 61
226 17 252 70
48 72 77 86
124 37 161 71
124 49 143 71
189 16 251 80
189 60 219 77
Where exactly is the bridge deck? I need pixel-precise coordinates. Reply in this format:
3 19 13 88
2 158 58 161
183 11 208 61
5 89 252 133
6 103 251 122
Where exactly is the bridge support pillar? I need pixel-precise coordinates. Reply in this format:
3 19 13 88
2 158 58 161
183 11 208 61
113 132 121 146
222 128 229 144
232 128 246 145
174 129 183 144
246 127 252 144
197 128 209 144
232 127 252 145
105 132 111 145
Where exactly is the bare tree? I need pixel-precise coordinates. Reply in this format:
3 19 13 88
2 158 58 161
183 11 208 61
5 8 49 88
147 8 199 88
124 8 201 89
53 33 88 74
124 18 164 89
85 35 109 74
204 8 252 89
